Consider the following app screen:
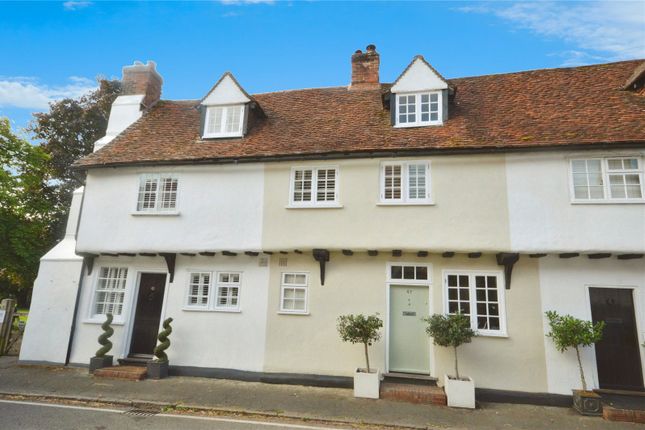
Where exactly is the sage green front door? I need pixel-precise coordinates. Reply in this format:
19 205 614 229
389 285 430 374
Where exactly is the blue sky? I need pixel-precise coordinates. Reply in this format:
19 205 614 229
1 1 644 137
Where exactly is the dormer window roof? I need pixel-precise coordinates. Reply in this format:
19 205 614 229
390 56 452 128
200 72 254 139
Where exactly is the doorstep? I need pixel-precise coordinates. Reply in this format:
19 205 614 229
380 382 446 405
94 365 147 381
597 390 645 424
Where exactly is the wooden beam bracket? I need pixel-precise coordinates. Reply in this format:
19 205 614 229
312 249 330 286
159 253 177 283
496 253 519 290
78 253 98 276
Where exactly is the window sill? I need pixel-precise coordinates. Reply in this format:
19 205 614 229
476 331 508 338
377 201 435 206
182 307 241 313
131 211 180 216
571 200 645 205
394 122 443 128
84 318 125 326
286 204 343 209
277 311 310 316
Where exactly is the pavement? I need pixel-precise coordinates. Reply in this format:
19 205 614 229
0 356 641 430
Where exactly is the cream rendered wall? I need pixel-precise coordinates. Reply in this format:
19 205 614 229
69 254 269 371
76 164 264 254
263 253 548 392
506 150 645 253
262 155 511 252
538 256 645 395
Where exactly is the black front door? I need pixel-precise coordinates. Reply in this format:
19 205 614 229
589 287 644 391
129 273 167 356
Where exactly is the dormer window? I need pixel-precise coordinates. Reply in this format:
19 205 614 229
203 105 244 138
396 92 441 127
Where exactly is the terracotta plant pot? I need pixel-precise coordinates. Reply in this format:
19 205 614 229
572 389 602 416
89 355 113 374
353 368 380 399
147 360 169 380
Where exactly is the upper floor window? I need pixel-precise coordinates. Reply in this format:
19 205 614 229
380 161 431 204
571 157 643 202
444 271 506 337
137 174 178 213
290 167 339 207
396 92 441 127
203 105 244 138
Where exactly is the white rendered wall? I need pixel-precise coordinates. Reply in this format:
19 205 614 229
76 164 264 254
69 254 269 371
19 188 85 364
506 151 645 253
391 57 448 92
538 256 645 394
94 95 145 151
202 74 250 106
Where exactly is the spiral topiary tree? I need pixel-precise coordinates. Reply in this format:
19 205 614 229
95 313 114 358
153 317 173 362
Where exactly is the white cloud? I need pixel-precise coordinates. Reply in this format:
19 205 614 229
458 1 645 65
63 1 92 11
0 76 97 110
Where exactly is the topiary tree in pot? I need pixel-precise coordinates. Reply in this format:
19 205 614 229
545 310 605 416
147 317 173 379
337 313 383 399
89 313 114 373
425 313 476 408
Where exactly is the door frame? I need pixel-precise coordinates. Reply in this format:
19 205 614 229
122 269 170 358
584 284 645 390
384 262 433 375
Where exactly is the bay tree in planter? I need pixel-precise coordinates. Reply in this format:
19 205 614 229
545 311 605 416
337 313 383 399
147 317 173 379
89 313 114 373
425 313 476 408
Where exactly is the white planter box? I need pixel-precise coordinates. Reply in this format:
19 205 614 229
354 368 380 399
444 375 475 408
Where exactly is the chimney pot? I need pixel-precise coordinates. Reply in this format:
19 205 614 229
350 45 380 91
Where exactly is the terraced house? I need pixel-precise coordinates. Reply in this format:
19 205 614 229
20 46 645 401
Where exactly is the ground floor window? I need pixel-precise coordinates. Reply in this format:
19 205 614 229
186 272 210 308
280 273 308 314
92 267 128 318
444 271 506 336
184 271 241 311
216 272 241 310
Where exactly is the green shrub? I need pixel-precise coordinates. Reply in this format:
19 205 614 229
545 311 604 391
153 317 173 362
337 314 383 373
425 313 475 380
95 313 114 358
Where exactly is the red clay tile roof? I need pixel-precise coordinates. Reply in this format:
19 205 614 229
76 60 645 168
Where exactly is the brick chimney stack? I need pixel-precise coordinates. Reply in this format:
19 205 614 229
121 60 163 108
350 44 380 90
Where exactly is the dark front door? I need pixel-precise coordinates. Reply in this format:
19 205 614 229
590 287 644 391
129 273 167 356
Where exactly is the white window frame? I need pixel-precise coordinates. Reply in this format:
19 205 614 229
394 91 443 127
182 270 242 313
288 166 341 208
442 270 507 337
569 156 645 204
279 272 309 315
379 161 432 205
185 272 211 309
202 104 245 138
135 173 179 214
88 266 129 323
386 262 432 285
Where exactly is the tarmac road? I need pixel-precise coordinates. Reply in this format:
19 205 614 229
0 399 349 430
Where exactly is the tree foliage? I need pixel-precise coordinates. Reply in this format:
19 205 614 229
545 310 604 391
0 118 56 304
425 313 475 379
337 314 383 373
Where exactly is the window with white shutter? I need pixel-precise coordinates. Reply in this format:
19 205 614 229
280 273 308 314
290 167 339 207
186 272 210 308
91 267 128 319
136 174 178 213
380 161 431 204
203 105 244 138
215 272 241 310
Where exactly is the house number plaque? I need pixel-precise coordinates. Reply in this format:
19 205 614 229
402 311 417 316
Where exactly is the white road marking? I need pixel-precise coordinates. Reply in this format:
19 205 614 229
0 398 346 429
